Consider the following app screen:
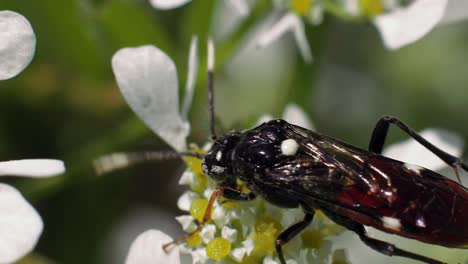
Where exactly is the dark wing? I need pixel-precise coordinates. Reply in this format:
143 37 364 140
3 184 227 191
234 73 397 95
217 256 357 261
275 122 468 247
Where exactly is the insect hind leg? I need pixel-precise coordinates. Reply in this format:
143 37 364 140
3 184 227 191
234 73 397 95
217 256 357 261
324 211 445 264
274 212 315 264
368 115 468 183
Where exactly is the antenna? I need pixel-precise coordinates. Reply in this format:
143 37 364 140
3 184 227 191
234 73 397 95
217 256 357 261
93 151 203 176
207 37 217 140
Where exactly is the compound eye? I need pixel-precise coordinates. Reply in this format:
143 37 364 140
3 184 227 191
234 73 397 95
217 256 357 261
201 151 229 181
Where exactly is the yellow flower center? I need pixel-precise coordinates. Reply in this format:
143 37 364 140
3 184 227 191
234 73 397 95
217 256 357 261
186 232 202 247
359 0 383 16
254 216 282 254
291 0 313 16
206 237 231 261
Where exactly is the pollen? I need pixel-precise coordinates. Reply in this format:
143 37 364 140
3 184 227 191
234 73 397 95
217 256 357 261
190 199 209 222
206 237 231 261
291 0 313 16
359 0 383 16
281 138 299 156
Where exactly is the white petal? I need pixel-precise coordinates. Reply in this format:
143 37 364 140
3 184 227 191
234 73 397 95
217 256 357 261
440 0 468 24
203 187 214 199
373 0 448 50
257 13 313 63
175 215 197 232
149 0 191 10
0 183 43 263
282 104 315 130
211 205 227 226
382 128 463 171
242 239 255 255
230 247 247 262
226 0 250 17
0 11 36 80
0 159 65 177
306 5 324 25
181 36 198 120
341 0 360 16
191 248 209 264
256 114 274 127
178 171 195 185
112 45 189 151
263 256 280 264
177 191 198 212
200 224 216 244
221 226 237 242
125 229 180 264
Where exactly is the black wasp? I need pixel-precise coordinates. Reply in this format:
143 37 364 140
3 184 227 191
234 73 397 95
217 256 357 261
98 40 468 264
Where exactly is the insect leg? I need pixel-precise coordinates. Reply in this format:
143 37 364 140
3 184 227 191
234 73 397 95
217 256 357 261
326 212 444 264
162 187 222 251
222 187 257 201
368 116 468 181
275 212 315 264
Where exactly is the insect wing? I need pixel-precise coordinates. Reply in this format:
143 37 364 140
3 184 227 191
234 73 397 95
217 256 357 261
283 122 468 248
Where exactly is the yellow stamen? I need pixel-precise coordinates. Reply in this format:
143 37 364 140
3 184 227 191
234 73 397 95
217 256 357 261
186 232 202 247
291 0 313 17
359 0 383 16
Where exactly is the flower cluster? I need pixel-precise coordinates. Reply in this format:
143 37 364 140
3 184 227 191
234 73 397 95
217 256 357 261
0 10 65 263
148 0 468 63
112 37 467 263
172 114 348 263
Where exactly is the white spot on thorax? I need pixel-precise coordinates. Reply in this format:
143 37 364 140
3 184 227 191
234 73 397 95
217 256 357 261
281 139 299 156
216 151 222 161
382 216 401 231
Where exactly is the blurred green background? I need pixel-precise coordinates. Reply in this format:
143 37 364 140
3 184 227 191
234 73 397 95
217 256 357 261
0 0 468 263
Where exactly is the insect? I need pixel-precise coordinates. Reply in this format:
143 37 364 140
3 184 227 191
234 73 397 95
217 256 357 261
97 40 468 264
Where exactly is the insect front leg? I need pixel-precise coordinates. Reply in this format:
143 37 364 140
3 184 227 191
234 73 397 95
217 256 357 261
163 187 223 251
222 187 257 201
368 115 468 182
275 211 315 264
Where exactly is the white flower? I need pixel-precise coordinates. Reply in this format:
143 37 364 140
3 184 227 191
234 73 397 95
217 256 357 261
114 38 200 263
112 36 199 152
0 159 64 263
0 11 65 262
125 230 181 264
113 36 468 263
373 0 468 49
258 0 468 62
257 13 313 63
0 11 36 80
382 128 463 172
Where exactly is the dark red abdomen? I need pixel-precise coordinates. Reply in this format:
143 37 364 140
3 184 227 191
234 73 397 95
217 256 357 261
336 157 468 248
